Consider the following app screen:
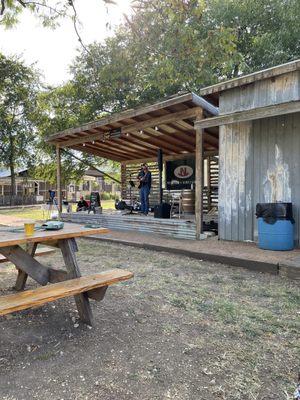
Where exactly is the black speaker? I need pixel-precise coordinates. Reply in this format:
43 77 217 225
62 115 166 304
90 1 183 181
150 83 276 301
154 203 171 219
158 149 163 171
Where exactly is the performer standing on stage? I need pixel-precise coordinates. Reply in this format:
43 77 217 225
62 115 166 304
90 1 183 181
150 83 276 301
138 164 152 215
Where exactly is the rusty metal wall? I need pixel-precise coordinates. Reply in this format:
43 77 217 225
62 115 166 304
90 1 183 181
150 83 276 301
219 112 300 245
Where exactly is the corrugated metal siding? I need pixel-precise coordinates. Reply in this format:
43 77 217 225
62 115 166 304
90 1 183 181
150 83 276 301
219 112 300 246
219 71 300 114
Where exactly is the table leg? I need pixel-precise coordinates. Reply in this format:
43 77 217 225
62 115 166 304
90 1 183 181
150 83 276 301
14 242 38 291
58 238 94 326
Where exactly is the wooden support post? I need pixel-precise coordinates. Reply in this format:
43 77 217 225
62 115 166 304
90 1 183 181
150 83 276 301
14 242 38 291
121 162 127 200
1 245 49 286
195 109 204 240
59 239 94 326
56 145 62 214
207 156 211 212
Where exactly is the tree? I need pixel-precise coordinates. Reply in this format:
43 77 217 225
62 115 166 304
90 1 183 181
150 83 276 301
205 0 300 76
69 0 240 115
0 53 40 203
0 1 116 27
33 83 117 189
67 0 300 119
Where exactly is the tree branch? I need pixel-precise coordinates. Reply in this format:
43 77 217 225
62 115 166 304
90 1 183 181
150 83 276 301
0 0 5 16
68 0 91 55
23 1 65 17
16 0 26 7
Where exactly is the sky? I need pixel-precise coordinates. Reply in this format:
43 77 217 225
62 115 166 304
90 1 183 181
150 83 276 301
0 0 133 86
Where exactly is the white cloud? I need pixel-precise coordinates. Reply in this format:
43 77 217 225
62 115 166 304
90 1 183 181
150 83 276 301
0 0 133 85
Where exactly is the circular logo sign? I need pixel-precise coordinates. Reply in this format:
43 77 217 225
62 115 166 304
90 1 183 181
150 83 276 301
174 165 193 179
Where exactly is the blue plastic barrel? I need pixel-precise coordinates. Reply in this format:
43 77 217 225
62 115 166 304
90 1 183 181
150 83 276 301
257 218 294 251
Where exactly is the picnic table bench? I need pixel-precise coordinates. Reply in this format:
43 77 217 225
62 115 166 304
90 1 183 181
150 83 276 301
0 223 133 326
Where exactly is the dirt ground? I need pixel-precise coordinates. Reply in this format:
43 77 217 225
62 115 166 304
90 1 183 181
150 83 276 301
0 239 299 400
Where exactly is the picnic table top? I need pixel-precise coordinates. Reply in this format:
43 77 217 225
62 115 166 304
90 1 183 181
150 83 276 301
0 222 109 248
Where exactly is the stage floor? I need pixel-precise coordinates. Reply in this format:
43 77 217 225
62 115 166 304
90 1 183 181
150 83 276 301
61 210 217 240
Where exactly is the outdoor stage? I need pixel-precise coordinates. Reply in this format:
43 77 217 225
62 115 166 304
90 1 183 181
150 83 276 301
61 211 218 240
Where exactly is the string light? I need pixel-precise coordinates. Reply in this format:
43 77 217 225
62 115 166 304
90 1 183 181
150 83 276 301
139 130 143 134
155 126 159 131
92 140 95 144
82 143 86 147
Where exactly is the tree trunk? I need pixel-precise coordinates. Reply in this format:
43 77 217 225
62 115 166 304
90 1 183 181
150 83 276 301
9 133 16 206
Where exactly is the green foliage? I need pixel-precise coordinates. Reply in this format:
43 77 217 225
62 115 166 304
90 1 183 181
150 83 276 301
33 84 119 186
2 0 300 190
0 53 40 195
101 191 118 200
0 1 69 28
67 0 300 119
205 0 300 75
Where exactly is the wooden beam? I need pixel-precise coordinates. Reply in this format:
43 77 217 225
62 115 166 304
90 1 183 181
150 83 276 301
195 101 300 129
125 152 195 165
47 93 198 142
195 109 204 240
207 156 211 211
0 246 49 286
83 127 158 157
59 238 94 325
146 126 195 152
200 60 300 96
71 145 125 162
139 130 184 153
14 242 38 291
56 145 62 214
53 108 201 148
124 151 218 165
89 140 148 160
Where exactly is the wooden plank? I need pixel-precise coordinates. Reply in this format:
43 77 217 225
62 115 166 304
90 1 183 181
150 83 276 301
72 144 125 162
0 270 134 316
14 242 38 291
124 151 215 165
47 93 196 142
0 246 49 286
0 223 109 248
195 109 204 240
56 145 62 213
58 238 93 325
0 247 56 264
46 266 109 302
54 108 201 148
195 100 300 129
200 59 300 96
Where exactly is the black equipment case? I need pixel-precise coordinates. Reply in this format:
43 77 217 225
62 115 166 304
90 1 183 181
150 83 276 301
154 203 171 219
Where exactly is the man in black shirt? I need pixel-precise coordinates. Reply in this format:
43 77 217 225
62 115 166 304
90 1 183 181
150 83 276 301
76 195 88 212
139 164 152 215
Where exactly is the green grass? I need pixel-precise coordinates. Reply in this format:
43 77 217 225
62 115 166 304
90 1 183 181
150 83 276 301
0 200 116 221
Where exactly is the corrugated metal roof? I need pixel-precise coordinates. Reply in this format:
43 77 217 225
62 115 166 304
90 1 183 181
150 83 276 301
200 59 300 96
0 168 27 179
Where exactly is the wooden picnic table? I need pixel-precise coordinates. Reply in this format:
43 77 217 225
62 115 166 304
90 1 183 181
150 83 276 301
0 223 133 326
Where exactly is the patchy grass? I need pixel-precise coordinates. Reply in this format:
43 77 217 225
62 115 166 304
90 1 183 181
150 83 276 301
0 200 116 221
0 239 299 400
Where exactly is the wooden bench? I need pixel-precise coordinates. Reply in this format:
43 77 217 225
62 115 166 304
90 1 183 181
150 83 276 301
0 269 133 316
0 247 56 264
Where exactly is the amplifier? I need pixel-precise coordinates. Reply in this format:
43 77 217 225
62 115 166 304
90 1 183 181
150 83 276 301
154 203 171 219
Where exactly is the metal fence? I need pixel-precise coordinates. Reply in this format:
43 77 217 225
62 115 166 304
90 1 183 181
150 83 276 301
0 195 37 206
